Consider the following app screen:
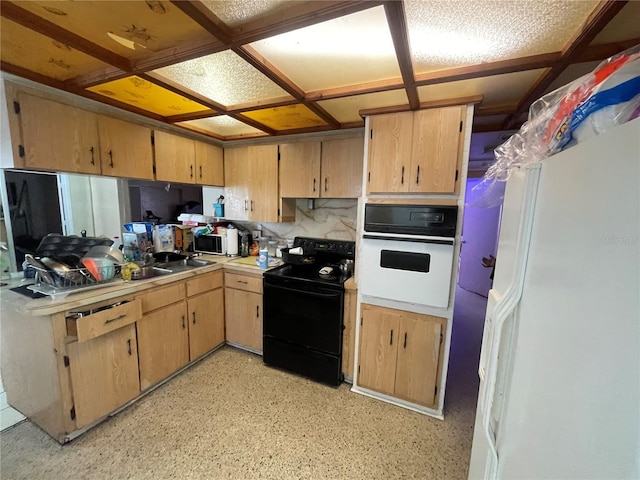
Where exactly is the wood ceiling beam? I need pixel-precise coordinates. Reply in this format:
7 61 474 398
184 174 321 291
502 0 628 129
415 52 562 86
78 90 167 122
476 104 518 117
0 61 68 91
234 45 341 128
169 1 233 44
306 77 405 101
359 95 483 117
165 110 221 124
0 1 132 73
575 37 640 63
383 1 420 110
228 113 277 136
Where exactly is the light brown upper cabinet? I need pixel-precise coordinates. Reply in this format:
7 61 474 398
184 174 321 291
321 137 364 198
155 131 224 186
367 106 466 194
279 137 364 199
279 142 322 198
98 115 154 180
154 131 196 184
195 141 224 186
17 93 101 175
224 145 286 222
224 146 250 221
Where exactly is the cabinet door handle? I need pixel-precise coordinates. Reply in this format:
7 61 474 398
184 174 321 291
192 311 196 324
324 177 328 192
90 146 95 165
182 315 186 329
237 280 248 284
244 199 248 211
199 165 202 179
404 332 407 349
416 166 420 185
108 150 114 168
127 339 132 356
390 329 393 345
190 165 193 178
313 178 316 192
104 314 126 324
256 305 259 318
401 166 404 185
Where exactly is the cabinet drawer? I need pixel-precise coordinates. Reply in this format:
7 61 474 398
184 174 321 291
187 270 223 297
224 272 263 294
67 299 142 342
136 282 186 313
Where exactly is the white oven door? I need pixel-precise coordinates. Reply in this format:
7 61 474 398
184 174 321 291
360 234 455 308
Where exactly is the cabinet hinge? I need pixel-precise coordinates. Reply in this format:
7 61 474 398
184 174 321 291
13 101 20 114
63 356 69 367
459 120 463 132
152 164 156 174
455 169 459 181
435 385 438 396
277 208 281 216
18 145 25 158
440 332 443 344
358 365 360 374
360 316 363 326
278 151 281 161
370 129 373 139
150 134 155 146
70 406 76 420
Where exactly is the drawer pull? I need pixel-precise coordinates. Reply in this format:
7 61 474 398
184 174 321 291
104 314 127 324
127 339 132 356
237 280 248 284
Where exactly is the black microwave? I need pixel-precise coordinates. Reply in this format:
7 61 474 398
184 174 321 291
193 234 227 255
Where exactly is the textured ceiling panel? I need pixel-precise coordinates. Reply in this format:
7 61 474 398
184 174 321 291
178 116 264 137
153 50 292 107
418 69 546 106
242 104 327 130
15 0 210 58
87 76 210 116
249 5 399 92
318 90 409 123
200 0 293 27
405 0 599 73
590 1 640 45
0 18 109 81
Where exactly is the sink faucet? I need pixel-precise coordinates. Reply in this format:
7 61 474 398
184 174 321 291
143 247 154 266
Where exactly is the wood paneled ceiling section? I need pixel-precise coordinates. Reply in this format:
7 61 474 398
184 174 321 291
1 0 639 140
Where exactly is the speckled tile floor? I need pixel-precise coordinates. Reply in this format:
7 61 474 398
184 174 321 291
0 287 486 480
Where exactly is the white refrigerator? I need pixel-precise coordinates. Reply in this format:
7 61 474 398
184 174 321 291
468 117 640 479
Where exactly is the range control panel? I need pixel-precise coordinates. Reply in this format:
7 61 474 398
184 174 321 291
293 237 355 259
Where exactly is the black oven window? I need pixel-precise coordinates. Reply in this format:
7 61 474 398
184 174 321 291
380 250 431 273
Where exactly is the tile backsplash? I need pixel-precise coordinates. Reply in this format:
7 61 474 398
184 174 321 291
241 199 358 242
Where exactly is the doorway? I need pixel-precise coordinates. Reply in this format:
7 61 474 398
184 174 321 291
3 170 63 268
458 178 502 297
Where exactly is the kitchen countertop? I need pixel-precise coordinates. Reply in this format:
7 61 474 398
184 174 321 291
0 254 279 317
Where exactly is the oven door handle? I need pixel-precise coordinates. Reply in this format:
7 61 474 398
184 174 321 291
363 234 454 246
268 283 342 298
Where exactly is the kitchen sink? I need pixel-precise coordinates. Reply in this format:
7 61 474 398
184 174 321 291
131 257 215 280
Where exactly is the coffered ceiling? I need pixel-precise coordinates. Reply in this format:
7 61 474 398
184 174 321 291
1 0 638 141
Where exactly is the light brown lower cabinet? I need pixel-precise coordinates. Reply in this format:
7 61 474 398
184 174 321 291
357 303 446 408
67 323 140 429
224 271 263 353
137 301 190 390
342 286 357 379
188 288 225 360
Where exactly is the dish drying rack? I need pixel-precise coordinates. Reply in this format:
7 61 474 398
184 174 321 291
28 263 123 300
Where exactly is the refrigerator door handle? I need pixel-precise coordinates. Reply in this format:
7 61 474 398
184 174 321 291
481 165 541 479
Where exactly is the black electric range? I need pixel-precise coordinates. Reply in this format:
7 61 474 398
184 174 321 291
262 237 355 386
